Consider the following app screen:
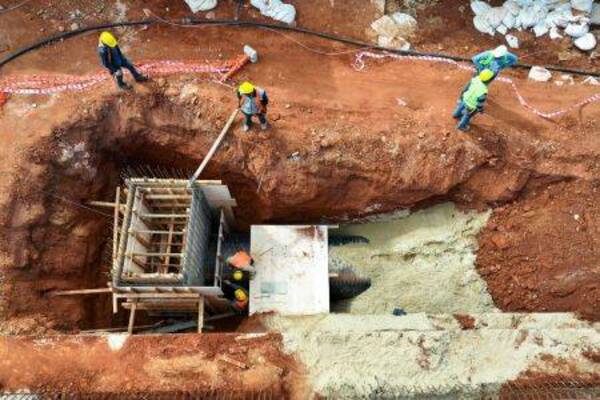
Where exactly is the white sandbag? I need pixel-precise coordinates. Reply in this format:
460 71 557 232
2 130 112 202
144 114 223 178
391 12 418 37
503 0 521 16
549 25 563 39
377 35 411 50
591 3 600 25
250 0 296 24
473 14 495 36
565 22 589 38
184 0 217 12
533 21 549 37
571 0 593 13
486 7 508 29
517 7 539 29
371 15 401 38
497 24 508 34
573 32 597 51
528 66 552 82
502 12 516 29
505 33 519 48
471 1 491 16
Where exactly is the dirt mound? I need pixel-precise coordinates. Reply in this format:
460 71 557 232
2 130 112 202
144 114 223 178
477 179 600 320
0 333 307 397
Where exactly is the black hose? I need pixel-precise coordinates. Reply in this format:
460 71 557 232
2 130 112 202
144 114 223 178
1 17 600 78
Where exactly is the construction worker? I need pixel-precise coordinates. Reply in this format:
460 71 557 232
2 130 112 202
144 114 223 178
223 280 249 312
237 81 269 132
472 45 518 80
98 31 148 90
453 69 494 131
227 249 256 276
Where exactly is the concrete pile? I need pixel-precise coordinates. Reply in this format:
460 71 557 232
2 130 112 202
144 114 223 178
370 12 417 50
471 0 599 51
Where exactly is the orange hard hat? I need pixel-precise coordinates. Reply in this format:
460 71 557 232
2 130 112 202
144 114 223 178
228 251 253 269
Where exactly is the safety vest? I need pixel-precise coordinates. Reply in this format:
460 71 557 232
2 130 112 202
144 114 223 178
239 88 266 115
462 77 488 110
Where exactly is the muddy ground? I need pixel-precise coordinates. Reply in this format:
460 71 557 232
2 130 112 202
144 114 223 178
1 0 600 395
0 0 600 328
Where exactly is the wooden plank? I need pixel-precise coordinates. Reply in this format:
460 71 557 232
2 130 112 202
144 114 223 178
111 186 121 266
129 252 184 258
115 293 202 299
114 185 136 286
137 213 189 219
130 230 185 236
122 302 201 311
162 222 175 274
144 195 192 200
48 288 112 297
218 355 248 369
198 297 204 333
128 301 137 334
113 286 223 296
188 108 239 187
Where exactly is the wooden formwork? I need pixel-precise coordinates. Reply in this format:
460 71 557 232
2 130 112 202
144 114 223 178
89 178 237 333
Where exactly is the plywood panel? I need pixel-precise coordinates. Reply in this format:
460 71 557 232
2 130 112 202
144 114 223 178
250 225 330 316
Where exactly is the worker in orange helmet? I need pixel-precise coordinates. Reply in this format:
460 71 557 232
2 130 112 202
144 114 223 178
98 31 148 90
227 249 256 277
223 279 249 312
237 81 269 132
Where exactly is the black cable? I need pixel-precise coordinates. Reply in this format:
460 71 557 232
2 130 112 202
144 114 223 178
1 17 600 78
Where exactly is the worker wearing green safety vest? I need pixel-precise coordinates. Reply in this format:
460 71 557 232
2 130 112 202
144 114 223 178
452 69 494 131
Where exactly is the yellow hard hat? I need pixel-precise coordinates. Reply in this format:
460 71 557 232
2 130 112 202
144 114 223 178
232 270 244 281
99 31 118 48
479 69 494 83
234 288 248 302
239 81 255 95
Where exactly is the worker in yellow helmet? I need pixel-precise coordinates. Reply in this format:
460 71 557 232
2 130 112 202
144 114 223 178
98 31 148 90
452 68 494 131
223 279 249 312
237 81 269 132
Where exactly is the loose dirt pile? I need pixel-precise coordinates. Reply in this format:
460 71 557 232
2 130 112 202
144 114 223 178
0 333 308 397
477 179 600 321
330 202 496 314
266 313 600 398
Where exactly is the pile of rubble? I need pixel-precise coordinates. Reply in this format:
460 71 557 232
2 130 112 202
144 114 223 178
369 12 418 50
471 0 599 51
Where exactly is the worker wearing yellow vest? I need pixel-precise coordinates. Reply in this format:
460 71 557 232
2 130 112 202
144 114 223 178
237 81 269 132
97 31 148 90
452 69 494 131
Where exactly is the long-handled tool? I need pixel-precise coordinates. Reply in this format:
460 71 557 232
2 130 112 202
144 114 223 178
188 108 240 188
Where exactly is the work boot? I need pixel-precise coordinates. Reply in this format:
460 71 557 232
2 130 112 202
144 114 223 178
114 71 132 90
134 74 149 83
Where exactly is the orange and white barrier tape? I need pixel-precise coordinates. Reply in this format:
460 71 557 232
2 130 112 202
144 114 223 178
0 58 239 96
354 51 600 119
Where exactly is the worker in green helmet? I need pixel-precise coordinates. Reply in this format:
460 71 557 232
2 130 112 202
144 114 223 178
453 68 494 131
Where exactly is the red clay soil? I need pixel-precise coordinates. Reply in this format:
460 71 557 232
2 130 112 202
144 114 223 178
476 179 600 320
0 333 308 397
453 314 475 330
1 0 600 332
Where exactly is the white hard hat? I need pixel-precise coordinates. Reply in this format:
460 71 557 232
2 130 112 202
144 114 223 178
492 45 508 58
